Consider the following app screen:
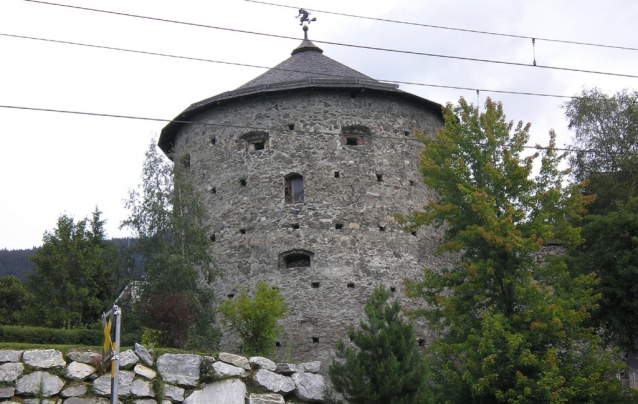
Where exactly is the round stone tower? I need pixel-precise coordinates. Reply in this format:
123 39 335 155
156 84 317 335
158 29 447 364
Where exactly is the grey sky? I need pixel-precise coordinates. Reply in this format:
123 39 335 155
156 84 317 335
1 0 636 249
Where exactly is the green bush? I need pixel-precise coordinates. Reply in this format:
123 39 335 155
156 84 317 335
0 325 102 345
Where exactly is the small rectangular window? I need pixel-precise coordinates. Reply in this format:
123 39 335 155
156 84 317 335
312 337 319 343
347 282 355 288
240 179 247 187
346 137 358 146
335 223 343 230
376 174 383 182
311 281 320 288
291 223 300 230
239 228 246 235
409 180 415 186
253 142 265 150
334 171 340 178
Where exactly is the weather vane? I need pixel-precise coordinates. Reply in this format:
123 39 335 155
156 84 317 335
296 8 316 26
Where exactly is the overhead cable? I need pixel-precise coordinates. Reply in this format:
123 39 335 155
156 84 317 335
16 0 638 79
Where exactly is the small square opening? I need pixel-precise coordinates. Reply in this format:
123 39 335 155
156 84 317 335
239 228 246 235
240 179 247 187
253 142 265 150
418 339 425 347
334 171 340 178
291 223 300 230
212 187 217 194
312 337 319 343
411 231 417 237
311 282 320 288
347 282 355 288
275 341 281 347
288 124 295 131
210 234 216 242
409 180 415 186
376 174 383 182
390 287 396 292
379 225 386 232
211 137 216 145
346 137 358 146
335 223 343 230
227 293 235 298
404 131 410 137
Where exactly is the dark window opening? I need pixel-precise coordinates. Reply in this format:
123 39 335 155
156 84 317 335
409 180 415 186
285 254 311 268
390 287 396 292
311 281 320 288
335 223 343 230
227 293 235 298
253 142 265 150
312 337 319 343
211 137 216 145
240 179 247 187
212 187 217 194
275 341 281 347
346 136 358 146
411 231 417 237
347 282 355 288
334 171 340 178
241 131 269 151
288 124 295 130
404 131 410 137
379 225 386 232
291 223 300 230
376 174 383 182
285 174 304 203
418 339 425 347
342 125 371 145
239 228 246 235
210 234 216 242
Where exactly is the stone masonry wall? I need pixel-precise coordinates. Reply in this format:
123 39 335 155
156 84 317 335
172 89 455 365
0 346 325 404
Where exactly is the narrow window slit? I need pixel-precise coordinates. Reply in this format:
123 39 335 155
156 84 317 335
288 124 295 130
227 293 235 298
335 223 343 230
212 187 217 194
210 234 216 242
334 171 340 178
311 281 320 288
291 223 300 230
240 179 247 187
347 282 355 288
211 137 216 145
376 174 383 182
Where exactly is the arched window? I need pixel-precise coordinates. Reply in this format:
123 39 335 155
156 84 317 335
279 249 314 269
240 131 270 151
342 125 371 146
284 173 304 203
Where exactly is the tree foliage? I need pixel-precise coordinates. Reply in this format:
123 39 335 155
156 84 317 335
218 281 286 357
401 98 629 403
26 208 118 328
122 140 218 350
0 275 30 325
328 285 429 404
565 89 638 353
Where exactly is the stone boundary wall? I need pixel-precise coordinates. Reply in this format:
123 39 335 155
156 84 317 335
0 345 325 404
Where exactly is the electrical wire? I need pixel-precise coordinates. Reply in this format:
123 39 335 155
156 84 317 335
245 0 638 52
0 33 616 101
15 0 638 79
0 104 612 155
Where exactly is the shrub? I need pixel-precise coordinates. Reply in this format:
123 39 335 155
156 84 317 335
0 325 102 345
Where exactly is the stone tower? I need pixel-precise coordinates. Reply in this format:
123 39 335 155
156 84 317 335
158 29 448 364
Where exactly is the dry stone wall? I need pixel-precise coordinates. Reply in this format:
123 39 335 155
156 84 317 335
0 346 325 404
173 89 455 364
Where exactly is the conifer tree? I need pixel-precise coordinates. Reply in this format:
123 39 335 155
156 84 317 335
328 285 429 404
401 98 631 403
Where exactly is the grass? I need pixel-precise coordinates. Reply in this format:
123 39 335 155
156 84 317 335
0 343 133 355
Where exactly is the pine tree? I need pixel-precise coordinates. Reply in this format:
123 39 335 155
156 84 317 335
328 285 429 404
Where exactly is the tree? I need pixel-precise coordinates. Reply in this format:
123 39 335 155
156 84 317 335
327 285 429 404
565 89 638 353
218 281 286 357
122 140 218 350
26 208 117 328
0 275 30 325
401 98 629 403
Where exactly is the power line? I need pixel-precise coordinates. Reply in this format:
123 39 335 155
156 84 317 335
245 0 638 52
17 0 638 80
0 33 615 101
0 104 613 155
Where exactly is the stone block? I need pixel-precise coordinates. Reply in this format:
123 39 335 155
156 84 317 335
183 379 245 404
66 361 97 380
217 353 250 370
60 384 88 398
247 393 285 404
300 361 321 373
212 361 248 378
162 384 184 402
249 357 276 372
0 362 24 382
118 350 139 369
92 370 134 397
156 354 201 387
134 344 154 367
131 379 154 398
23 349 66 369
252 369 295 394
0 386 15 399
0 350 23 363
274 363 298 375
66 349 101 365
16 371 65 396
292 371 325 402
134 364 157 380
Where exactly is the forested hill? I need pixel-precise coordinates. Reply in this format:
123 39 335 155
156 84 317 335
0 238 137 282
0 248 37 281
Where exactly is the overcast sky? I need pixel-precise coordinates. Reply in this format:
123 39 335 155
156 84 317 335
1 0 636 250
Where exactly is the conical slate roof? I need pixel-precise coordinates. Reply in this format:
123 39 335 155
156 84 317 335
158 30 441 153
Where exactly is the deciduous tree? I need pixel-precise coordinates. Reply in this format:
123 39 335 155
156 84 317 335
401 98 629 403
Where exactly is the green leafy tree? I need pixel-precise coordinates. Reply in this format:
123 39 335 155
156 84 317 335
565 89 638 352
401 98 629 403
26 208 118 328
327 285 429 404
218 281 286 357
122 140 218 350
0 275 31 325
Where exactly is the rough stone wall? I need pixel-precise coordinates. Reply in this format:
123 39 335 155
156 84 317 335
173 89 454 365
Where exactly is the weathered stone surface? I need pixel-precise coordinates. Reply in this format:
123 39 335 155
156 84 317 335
23 349 66 368
66 349 101 365
249 357 276 372
252 369 295 394
0 362 23 382
0 386 15 399
16 371 65 396
131 379 154 398
65 398 108 404
92 370 134 397
66 361 97 380
183 379 246 404
97 398 122 404
134 344 153 367
0 350 23 363
23 399 57 404
162 384 184 403
118 350 139 369
212 361 248 378
274 363 298 375
60 384 88 397
248 393 285 404
300 361 321 373
156 354 201 387
133 400 157 404
134 364 157 380
292 371 324 403
217 353 249 370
